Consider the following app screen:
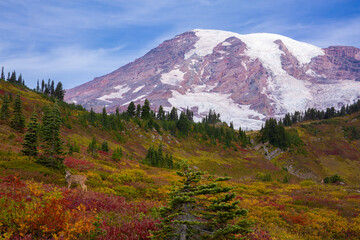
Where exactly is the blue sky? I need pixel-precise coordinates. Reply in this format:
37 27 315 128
1 0 360 89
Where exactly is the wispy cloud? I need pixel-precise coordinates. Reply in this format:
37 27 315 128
0 0 359 89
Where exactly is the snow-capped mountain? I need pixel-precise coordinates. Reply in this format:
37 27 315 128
65 29 360 130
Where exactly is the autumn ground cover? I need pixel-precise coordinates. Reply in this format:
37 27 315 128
1 80 360 239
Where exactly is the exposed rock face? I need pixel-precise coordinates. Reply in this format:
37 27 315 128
65 29 360 130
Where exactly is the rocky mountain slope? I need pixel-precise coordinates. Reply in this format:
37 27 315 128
65 29 360 130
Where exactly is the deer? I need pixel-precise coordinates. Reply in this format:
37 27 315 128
65 170 87 191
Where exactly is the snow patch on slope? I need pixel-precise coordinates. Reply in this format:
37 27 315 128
97 85 130 103
160 69 185 86
168 88 265 130
133 85 145 93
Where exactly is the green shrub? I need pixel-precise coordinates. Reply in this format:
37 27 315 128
256 172 272 182
323 174 343 184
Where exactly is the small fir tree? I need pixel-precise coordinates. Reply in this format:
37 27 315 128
111 147 123 162
10 94 25 132
136 104 142 118
0 94 10 120
153 166 253 239
127 101 136 117
169 107 178 121
157 105 165 120
87 136 98 156
101 140 109 152
89 108 96 126
101 107 108 129
39 104 64 169
0 66 5 81
141 99 151 119
176 112 190 136
22 113 39 157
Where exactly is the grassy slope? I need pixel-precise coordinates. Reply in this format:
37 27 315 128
276 115 360 184
1 80 360 239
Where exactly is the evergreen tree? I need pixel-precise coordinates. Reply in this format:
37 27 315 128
115 107 120 119
9 71 16 83
0 94 10 120
153 167 253 239
101 140 109 152
89 108 96 126
41 79 45 93
169 107 178 121
0 66 5 81
22 113 39 157
87 136 98 156
39 104 63 169
36 80 40 92
17 74 23 85
141 99 151 119
157 105 165 120
54 81 65 101
41 104 63 155
136 104 141 118
165 153 173 169
101 107 108 129
50 80 55 97
111 147 123 162
144 143 174 169
10 94 25 132
177 112 190 136
185 107 193 121
127 101 136 117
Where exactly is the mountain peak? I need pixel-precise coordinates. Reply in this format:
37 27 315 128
65 30 360 130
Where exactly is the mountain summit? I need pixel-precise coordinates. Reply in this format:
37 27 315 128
65 29 360 129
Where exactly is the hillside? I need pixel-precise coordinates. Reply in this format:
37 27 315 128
1 80 360 239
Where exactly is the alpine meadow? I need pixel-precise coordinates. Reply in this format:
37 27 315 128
1 1 360 239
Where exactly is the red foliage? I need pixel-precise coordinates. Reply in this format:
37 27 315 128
64 157 95 170
98 150 109 156
246 228 273 240
64 190 158 214
281 212 308 226
99 218 159 240
345 195 360 199
292 195 340 209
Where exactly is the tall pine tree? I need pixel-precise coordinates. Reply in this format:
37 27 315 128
39 104 63 168
141 99 151 119
22 113 39 157
0 66 5 81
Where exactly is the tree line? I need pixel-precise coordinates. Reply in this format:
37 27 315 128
76 99 251 149
35 78 65 101
1 67 26 87
259 118 302 149
281 100 360 126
